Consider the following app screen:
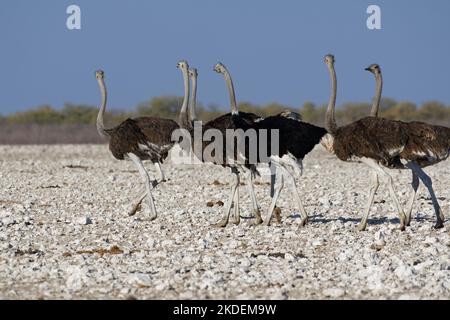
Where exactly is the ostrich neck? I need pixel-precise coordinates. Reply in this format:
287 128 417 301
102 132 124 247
178 68 192 130
325 64 337 134
223 70 238 115
370 72 383 117
96 78 109 138
189 75 198 122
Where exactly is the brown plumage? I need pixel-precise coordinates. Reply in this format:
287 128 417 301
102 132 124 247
95 70 180 221
323 55 408 231
400 121 450 167
332 116 408 169
107 117 179 162
364 63 449 229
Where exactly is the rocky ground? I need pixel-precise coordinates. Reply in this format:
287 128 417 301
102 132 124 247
0 144 449 300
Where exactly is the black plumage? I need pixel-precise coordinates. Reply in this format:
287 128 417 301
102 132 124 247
233 115 327 162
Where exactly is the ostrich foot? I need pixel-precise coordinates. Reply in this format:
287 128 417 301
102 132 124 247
299 217 308 228
273 207 282 224
399 213 406 231
254 209 263 225
261 219 271 227
128 202 142 216
144 214 157 222
357 222 367 232
433 221 444 229
212 218 228 228
230 217 240 226
405 214 412 227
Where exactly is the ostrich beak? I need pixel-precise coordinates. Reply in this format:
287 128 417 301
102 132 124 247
365 67 371 71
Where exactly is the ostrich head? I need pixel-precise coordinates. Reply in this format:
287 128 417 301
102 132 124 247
177 60 189 71
95 70 104 79
324 54 335 66
189 68 198 78
213 62 227 74
365 63 381 74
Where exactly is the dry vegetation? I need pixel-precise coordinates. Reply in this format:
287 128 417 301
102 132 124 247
1 98 449 144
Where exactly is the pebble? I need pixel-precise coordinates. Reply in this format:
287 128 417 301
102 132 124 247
77 217 92 225
322 288 345 298
1 145 449 300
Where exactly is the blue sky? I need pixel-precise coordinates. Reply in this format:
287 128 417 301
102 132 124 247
0 0 449 114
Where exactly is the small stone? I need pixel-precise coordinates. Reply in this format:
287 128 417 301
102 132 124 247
146 238 157 248
318 197 331 207
423 237 438 245
394 264 413 281
65 266 86 290
284 253 295 262
371 230 386 251
239 258 252 268
323 288 345 298
128 273 152 286
77 217 92 225
311 239 325 247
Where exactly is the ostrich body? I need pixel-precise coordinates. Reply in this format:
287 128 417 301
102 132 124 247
210 62 326 227
95 70 179 220
230 102 327 227
178 61 263 227
322 55 418 231
364 64 449 228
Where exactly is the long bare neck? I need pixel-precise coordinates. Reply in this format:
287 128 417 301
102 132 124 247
370 72 383 117
189 75 198 122
223 69 238 115
325 63 338 135
178 68 192 130
96 78 110 138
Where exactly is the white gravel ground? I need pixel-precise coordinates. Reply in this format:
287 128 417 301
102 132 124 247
0 144 449 299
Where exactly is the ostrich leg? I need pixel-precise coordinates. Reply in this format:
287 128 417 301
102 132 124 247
404 169 420 226
127 153 157 221
262 162 284 226
281 165 308 227
155 162 166 182
246 168 262 225
407 162 445 229
361 158 406 230
212 167 240 228
128 161 165 216
357 170 379 231
231 182 240 225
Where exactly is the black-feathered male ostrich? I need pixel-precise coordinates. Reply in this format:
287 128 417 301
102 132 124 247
213 62 312 225
228 97 327 227
177 60 264 226
365 63 449 229
95 70 179 220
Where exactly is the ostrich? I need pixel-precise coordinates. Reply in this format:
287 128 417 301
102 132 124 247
95 70 179 220
365 63 448 229
322 54 427 231
177 60 264 226
227 96 327 227
213 62 310 224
